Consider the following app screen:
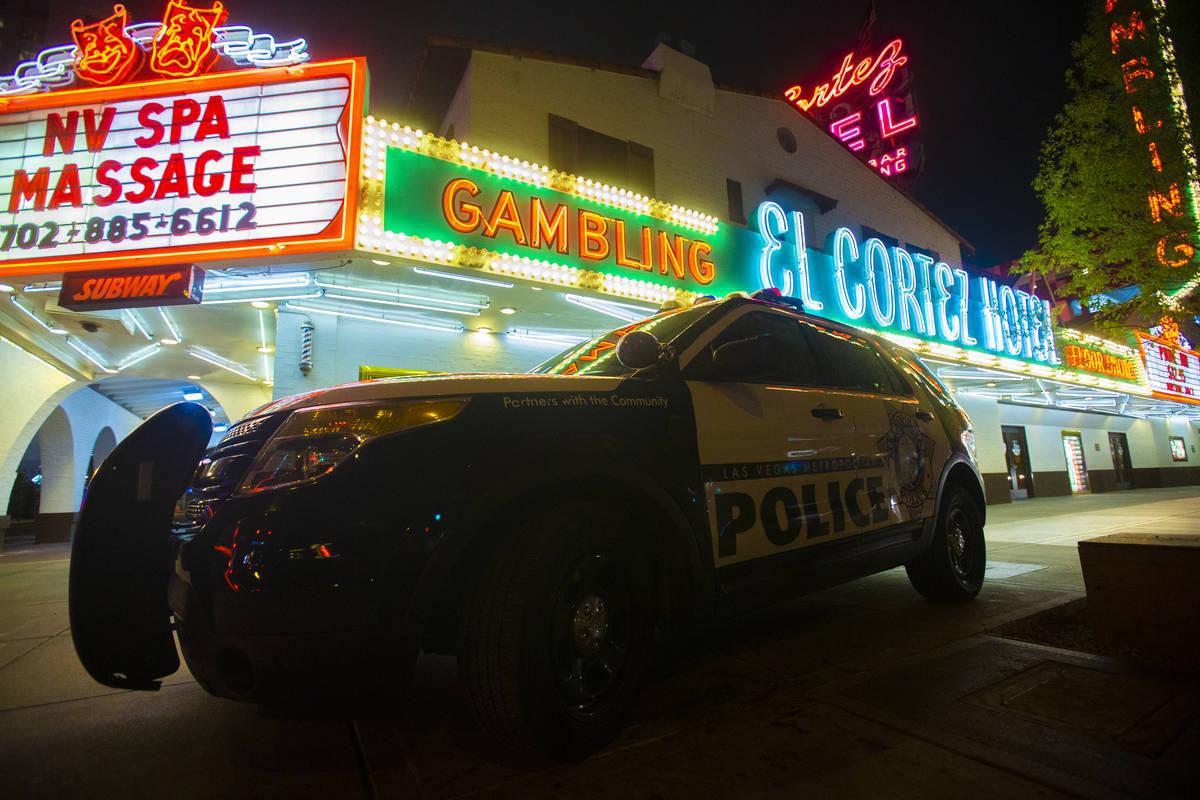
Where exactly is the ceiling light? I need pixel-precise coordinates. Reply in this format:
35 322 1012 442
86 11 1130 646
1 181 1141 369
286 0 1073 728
371 259 390 266
986 382 997 387
250 300 271 309
314 281 486 310
160 338 180 345
187 374 202 380
158 308 182 342
506 328 589 348
212 424 229 434
204 273 312 293
500 307 517 315
64 336 115 373
285 302 463 333
320 291 481 316
187 346 257 381
564 293 656 322
0 283 13 294
257 346 274 354
183 390 204 401
411 266 514 288
125 310 152 340
9 297 58 333
117 344 162 371
49 327 68 335
476 327 491 334
21 282 60 293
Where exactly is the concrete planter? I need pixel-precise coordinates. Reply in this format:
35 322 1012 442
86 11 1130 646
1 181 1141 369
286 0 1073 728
1077 532 1200 668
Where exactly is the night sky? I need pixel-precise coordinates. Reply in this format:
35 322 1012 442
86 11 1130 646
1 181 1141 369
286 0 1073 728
107 0 1101 268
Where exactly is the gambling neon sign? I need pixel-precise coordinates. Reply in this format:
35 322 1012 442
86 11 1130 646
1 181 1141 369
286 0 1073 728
784 39 918 179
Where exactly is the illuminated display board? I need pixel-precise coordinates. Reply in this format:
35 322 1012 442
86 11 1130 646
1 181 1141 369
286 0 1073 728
368 133 1058 368
1061 344 1139 381
1136 331 1200 402
784 39 918 178
0 57 364 277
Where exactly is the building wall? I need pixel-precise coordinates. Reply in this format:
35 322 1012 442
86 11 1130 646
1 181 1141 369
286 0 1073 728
271 308 587 401
961 393 1200 503
1 335 143 543
443 47 964 268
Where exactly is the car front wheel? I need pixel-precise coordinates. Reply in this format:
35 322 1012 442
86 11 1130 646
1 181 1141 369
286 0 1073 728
905 485 985 602
457 501 655 760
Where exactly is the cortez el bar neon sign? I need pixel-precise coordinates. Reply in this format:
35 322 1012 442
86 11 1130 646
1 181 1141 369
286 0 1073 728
784 39 917 178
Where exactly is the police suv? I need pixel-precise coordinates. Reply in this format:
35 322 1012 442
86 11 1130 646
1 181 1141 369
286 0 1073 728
69 290 986 760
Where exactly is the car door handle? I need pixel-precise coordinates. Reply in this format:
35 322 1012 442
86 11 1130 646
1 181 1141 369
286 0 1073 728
915 410 934 422
811 407 844 420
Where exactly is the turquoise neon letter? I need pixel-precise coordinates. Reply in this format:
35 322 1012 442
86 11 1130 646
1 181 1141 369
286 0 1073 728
834 227 865 320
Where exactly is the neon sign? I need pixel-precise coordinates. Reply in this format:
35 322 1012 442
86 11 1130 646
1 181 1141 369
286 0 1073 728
71 5 141 87
754 201 1059 365
1107 0 1198 270
389 155 717 288
784 39 907 111
1062 344 1138 380
150 0 229 79
0 58 365 277
1136 332 1200 402
784 38 918 179
0 2 308 96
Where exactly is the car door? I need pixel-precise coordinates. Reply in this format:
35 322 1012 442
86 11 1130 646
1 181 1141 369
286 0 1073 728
801 323 944 532
681 308 882 583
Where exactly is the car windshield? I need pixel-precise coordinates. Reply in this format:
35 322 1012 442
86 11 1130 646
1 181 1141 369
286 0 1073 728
531 303 718 376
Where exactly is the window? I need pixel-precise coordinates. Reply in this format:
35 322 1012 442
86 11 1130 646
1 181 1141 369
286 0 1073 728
801 322 906 395
548 115 655 196
726 179 746 224
1170 436 1187 462
688 311 820 385
861 225 898 249
905 243 940 263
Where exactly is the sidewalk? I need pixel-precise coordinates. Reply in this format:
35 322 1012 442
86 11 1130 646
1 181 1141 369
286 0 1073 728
1 488 1198 798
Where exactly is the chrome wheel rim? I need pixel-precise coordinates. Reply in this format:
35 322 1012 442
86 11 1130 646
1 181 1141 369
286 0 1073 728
552 553 630 711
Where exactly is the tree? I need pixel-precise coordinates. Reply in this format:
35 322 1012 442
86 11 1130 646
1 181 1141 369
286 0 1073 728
1018 0 1199 331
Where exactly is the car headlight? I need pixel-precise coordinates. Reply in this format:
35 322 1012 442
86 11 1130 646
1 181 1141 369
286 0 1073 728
960 429 977 462
236 398 467 494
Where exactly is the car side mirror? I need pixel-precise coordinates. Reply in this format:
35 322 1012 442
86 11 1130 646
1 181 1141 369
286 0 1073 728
712 334 778 378
616 330 665 370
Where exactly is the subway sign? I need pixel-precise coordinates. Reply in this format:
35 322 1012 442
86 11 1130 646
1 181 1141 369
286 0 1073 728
58 264 204 310
0 57 365 277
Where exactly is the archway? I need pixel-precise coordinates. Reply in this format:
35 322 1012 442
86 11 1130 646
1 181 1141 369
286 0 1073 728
88 427 118 482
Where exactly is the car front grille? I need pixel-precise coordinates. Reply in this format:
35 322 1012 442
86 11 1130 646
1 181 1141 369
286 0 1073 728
181 411 290 522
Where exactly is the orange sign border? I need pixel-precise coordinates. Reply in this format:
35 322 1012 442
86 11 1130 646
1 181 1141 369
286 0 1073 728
0 57 365 278
1135 331 1200 404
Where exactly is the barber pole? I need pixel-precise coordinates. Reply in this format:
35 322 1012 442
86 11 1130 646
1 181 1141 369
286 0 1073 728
299 320 313 374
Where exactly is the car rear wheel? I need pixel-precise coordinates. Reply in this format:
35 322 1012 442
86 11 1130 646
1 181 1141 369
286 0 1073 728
457 501 654 760
905 486 985 602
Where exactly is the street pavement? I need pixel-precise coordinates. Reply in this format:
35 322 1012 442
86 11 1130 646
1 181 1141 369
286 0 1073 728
2 487 1198 798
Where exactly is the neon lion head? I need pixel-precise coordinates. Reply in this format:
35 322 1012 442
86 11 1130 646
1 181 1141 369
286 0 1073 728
71 5 141 86
150 0 229 79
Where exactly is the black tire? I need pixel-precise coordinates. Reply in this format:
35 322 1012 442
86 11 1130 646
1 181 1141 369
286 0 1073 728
905 486 985 602
457 502 655 760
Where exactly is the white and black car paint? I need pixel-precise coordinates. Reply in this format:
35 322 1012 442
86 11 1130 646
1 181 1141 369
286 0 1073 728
69 292 986 760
